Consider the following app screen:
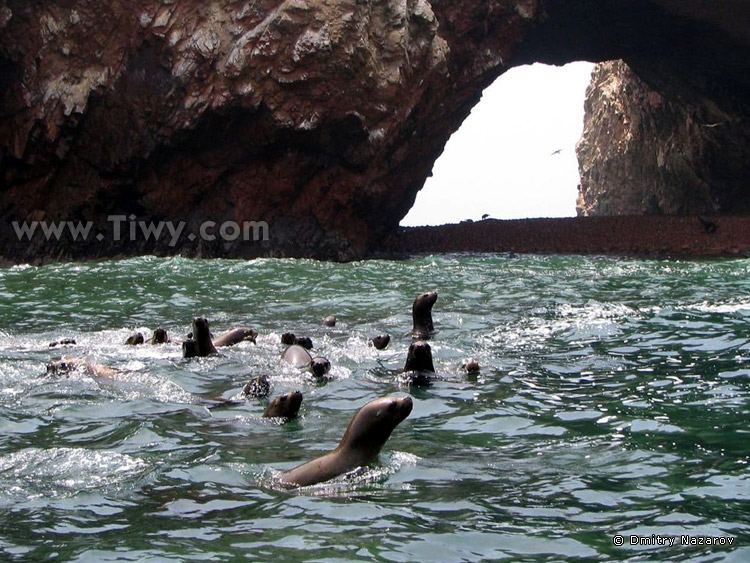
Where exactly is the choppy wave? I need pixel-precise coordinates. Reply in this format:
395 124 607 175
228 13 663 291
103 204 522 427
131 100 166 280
0 255 749 561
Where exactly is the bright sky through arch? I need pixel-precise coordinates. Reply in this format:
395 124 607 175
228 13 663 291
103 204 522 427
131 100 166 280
400 62 596 226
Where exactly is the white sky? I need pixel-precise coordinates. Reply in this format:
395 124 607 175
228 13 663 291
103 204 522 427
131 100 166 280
400 62 596 226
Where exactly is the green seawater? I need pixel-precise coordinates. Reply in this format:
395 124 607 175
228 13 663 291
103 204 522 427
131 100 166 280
0 254 749 562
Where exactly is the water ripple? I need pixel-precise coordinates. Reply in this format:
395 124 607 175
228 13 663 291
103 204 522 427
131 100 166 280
1 255 749 560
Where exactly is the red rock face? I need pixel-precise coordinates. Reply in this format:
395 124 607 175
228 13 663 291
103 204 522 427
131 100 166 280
0 0 748 262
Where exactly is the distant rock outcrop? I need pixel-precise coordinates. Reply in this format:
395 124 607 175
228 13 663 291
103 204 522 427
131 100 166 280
1 0 749 262
576 60 750 216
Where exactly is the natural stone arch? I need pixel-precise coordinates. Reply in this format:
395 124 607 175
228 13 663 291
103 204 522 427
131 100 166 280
1 0 748 262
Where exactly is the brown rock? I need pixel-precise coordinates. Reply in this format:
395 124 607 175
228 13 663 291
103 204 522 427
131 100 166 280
577 61 750 216
0 1 748 263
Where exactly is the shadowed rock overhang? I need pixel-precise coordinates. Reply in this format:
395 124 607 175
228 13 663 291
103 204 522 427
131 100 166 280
1 0 748 262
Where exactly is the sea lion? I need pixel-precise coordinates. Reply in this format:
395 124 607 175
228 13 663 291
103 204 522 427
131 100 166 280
49 338 76 348
310 357 331 378
370 334 390 350
322 315 337 327
182 339 198 358
278 395 413 488
403 340 436 385
463 359 480 373
404 340 435 373
191 317 218 356
281 333 313 349
263 390 303 419
281 345 331 377
125 333 144 345
213 327 258 347
243 374 271 399
148 328 170 345
281 344 313 368
412 291 437 339
47 357 117 378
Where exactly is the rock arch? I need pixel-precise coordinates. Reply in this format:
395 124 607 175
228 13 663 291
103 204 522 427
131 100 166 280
1 0 748 261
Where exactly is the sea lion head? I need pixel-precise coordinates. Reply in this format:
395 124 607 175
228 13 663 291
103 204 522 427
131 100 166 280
337 395 413 460
412 291 437 338
47 358 80 374
243 374 271 399
310 356 331 378
191 317 218 356
322 315 337 327
370 334 390 350
192 317 211 340
182 339 198 358
125 332 144 345
237 327 258 344
463 359 480 373
404 340 435 373
151 328 169 344
263 390 303 419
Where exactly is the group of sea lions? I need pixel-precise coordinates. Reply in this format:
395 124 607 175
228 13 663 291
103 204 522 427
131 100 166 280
45 291 470 488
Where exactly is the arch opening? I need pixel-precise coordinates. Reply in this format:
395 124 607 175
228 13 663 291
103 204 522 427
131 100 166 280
400 62 595 227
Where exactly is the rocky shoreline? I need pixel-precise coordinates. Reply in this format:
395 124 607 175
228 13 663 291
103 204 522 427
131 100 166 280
3 215 749 267
379 216 750 258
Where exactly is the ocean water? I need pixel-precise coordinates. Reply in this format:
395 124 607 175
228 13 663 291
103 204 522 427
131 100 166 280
0 254 749 562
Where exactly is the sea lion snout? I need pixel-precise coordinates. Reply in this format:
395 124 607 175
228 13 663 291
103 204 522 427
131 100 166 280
388 395 413 419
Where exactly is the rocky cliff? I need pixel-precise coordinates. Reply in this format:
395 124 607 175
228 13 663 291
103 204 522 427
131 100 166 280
577 61 750 216
1 0 749 262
